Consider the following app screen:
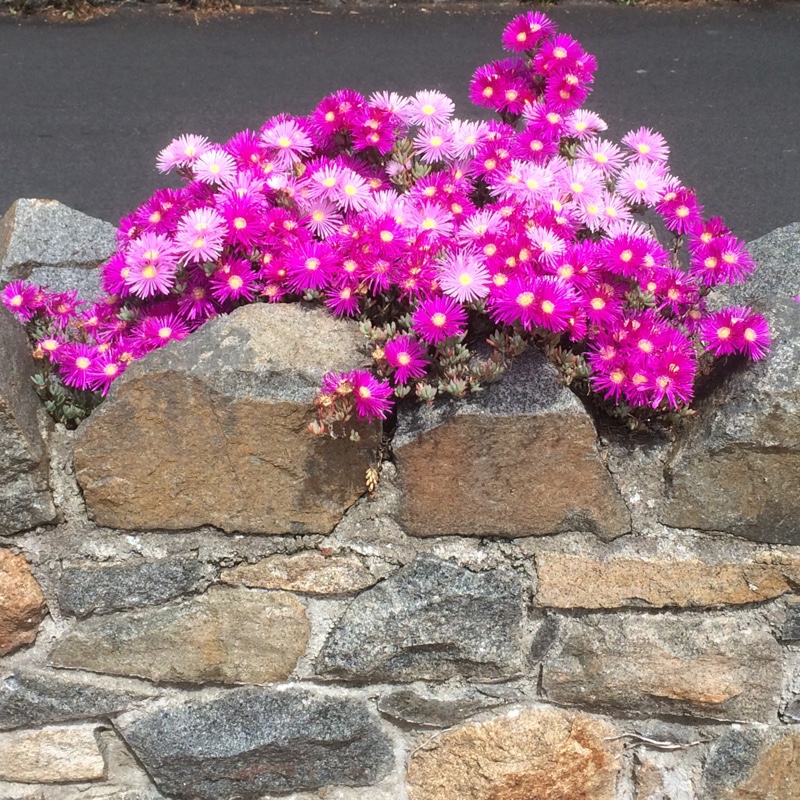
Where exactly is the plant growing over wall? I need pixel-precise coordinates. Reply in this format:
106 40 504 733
2 11 770 432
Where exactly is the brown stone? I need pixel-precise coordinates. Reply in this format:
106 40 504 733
0 550 47 656
0 725 105 783
221 551 376 594
393 351 630 539
406 705 623 800
49 586 309 685
535 550 800 608
74 303 379 535
543 612 782 722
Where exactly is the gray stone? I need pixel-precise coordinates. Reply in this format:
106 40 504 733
0 669 155 731
784 602 800 641
542 611 782 722
393 350 630 539
711 223 800 310
784 698 800 723
114 687 395 800
74 303 379 534
703 728 766 792
316 556 523 682
0 199 116 286
49 586 310 685
377 687 505 728
26 265 104 301
0 304 56 535
661 298 800 544
58 559 213 617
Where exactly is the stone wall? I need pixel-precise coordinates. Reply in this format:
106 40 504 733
1 201 800 800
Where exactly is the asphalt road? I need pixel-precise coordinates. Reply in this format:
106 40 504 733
1 2 799 242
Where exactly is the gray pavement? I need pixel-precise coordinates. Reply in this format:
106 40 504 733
1 2 798 241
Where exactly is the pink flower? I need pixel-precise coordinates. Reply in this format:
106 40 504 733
701 307 771 360
260 117 314 168
87 350 127 395
1 281 41 321
616 161 668 206
124 233 180 298
385 335 429 384
210 259 258 304
324 285 361 317
56 343 98 391
412 295 468 345
621 127 670 163
437 249 491 303
175 207 227 265
157 134 211 173
194 149 237 185
403 90 455 128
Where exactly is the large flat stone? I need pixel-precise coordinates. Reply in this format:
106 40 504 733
74 303 378 535
393 350 630 539
535 546 800 608
0 669 155 731
58 558 213 617
0 550 47 656
406 705 623 800
0 725 106 783
0 199 116 285
542 611 782 722
661 298 800 544
377 686 506 728
115 687 395 800
220 551 376 595
316 556 523 682
49 586 309 685
0 304 56 535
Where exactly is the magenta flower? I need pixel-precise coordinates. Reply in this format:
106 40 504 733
412 295 467 345
56 343 98 391
260 117 314 168
124 233 180 298
1 281 41 321
701 307 771 360
351 371 393 420
210 259 258 304
385 335 429 384
502 11 557 52
175 207 227 265
87 351 127 396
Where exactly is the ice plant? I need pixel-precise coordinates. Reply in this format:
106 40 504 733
2 11 771 435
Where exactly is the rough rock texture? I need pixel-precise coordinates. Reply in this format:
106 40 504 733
535 548 800 608
0 199 115 293
784 600 800 641
49 586 309 685
542 612 782 722
221 551 376 595
634 749 699 800
393 350 630 539
0 304 56 535
0 550 47 656
74 303 379 534
0 725 106 783
316 556 523 682
115 687 395 800
406 705 623 800
58 558 213 617
0 669 155 731
661 298 800 544
704 729 800 799
377 686 506 728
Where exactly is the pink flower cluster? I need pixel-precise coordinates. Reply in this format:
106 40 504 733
2 11 770 423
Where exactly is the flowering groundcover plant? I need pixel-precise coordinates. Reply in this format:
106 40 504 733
3 11 771 433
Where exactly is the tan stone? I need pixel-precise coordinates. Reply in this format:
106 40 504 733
49 586 309 685
406 705 623 800
543 612 782 721
536 551 800 608
0 725 105 783
0 550 47 656
74 304 379 535
221 551 376 595
394 352 630 539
